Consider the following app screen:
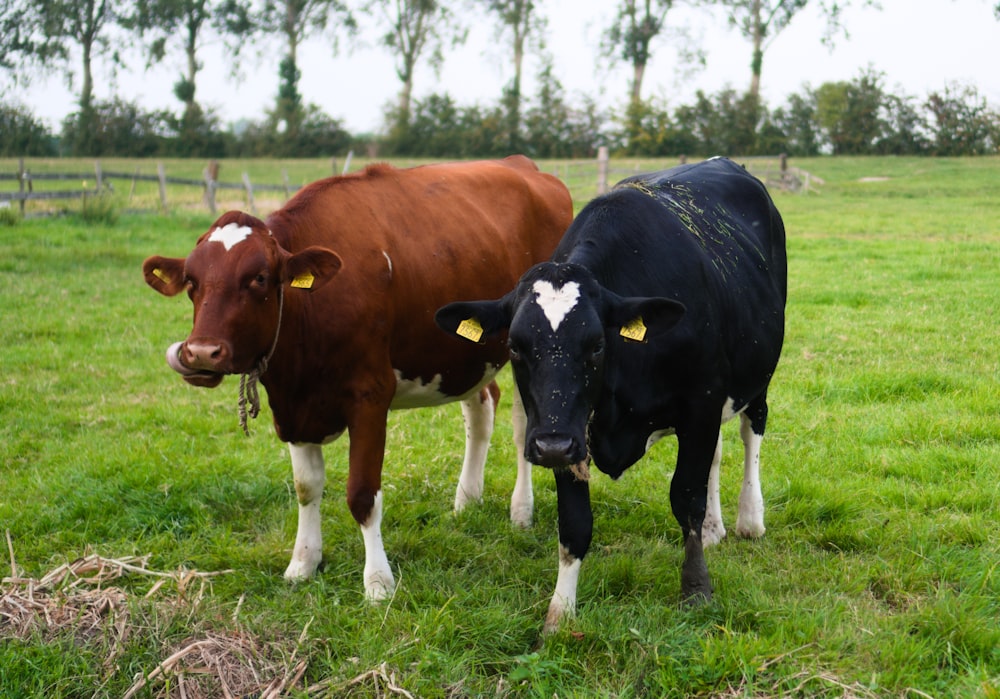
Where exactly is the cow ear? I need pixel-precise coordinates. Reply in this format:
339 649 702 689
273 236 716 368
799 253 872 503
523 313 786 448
143 256 187 297
436 298 512 343
284 246 343 292
604 293 686 343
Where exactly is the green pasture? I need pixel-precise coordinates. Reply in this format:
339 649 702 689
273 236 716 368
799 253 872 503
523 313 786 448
1 157 998 697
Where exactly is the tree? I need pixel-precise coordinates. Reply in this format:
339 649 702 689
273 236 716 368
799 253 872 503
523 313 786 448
34 0 129 114
603 0 675 108
719 0 877 100
119 0 252 131
0 102 57 155
366 0 465 136
479 0 546 152
925 82 999 156
254 0 356 142
814 68 885 154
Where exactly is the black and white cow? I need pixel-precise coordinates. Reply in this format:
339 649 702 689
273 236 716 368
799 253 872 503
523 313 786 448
436 157 787 632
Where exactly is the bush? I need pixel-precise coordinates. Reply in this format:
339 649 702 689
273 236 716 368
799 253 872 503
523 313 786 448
0 102 57 156
75 192 120 226
0 204 21 226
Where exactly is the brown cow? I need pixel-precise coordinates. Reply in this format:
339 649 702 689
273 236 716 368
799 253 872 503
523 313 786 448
142 156 572 600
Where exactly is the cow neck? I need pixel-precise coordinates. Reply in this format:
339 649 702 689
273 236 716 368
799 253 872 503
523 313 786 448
238 282 285 436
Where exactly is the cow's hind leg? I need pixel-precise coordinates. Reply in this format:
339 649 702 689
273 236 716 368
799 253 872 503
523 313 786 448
736 397 767 539
509 384 534 528
454 381 498 513
543 466 592 634
285 443 326 580
701 431 727 546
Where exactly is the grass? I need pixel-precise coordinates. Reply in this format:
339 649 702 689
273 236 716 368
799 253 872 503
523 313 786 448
1 156 999 698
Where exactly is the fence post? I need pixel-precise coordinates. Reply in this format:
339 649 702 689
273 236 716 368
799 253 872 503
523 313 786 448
282 169 291 201
242 172 256 213
596 146 609 195
157 162 169 213
18 158 25 216
203 160 219 215
94 160 103 192
129 168 139 204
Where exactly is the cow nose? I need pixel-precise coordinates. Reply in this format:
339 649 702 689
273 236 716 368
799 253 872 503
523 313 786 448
182 340 228 371
531 434 576 467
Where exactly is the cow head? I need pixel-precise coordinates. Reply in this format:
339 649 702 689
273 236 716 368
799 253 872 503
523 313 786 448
436 262 685 469
142 211 343 387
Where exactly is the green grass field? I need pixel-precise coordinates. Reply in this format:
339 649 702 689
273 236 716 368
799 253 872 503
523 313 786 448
1 156 998 698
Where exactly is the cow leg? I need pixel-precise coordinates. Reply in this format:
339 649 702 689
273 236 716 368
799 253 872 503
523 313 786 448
284 443 326 580
736 399 767 539
509 384 534 528
672 425 720 604
543 465 592 634
701 431 727 547
346 413 395 602
454 381 498 513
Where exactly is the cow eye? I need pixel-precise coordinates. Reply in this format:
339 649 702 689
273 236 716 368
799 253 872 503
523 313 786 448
591 340 605 360
507 341 521 361
254 274 266 286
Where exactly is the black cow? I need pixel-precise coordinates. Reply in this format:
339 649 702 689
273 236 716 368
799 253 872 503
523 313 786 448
436 157 787 632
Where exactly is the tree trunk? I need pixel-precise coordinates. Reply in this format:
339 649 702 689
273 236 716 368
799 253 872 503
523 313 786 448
631 60 646 106
185 19 198 112
749 0 763 100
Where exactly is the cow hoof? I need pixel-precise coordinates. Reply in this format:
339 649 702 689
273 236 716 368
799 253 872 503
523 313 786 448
681 583 713 606
701 519 727 547
510 502 533 529
542 601 572 635
735 519 766 539
364 573 396 603
284 558 321 581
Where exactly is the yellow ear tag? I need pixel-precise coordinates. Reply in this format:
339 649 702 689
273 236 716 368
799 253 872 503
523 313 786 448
290 271 315 289
152 268 171 284
620 316 647 343
456 317 484 343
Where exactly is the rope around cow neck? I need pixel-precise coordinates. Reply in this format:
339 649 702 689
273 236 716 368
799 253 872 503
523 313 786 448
238 283 284 436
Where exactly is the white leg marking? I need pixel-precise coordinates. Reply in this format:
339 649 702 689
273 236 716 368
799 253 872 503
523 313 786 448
509 384 534 528
454 389 494 512
543 546 581 634
702 431 727 546
361 489 395 601
736 414 766 538
284 443 326 580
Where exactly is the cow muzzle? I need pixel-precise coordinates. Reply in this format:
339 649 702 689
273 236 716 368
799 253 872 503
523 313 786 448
165 341 225 388
528 433 586 468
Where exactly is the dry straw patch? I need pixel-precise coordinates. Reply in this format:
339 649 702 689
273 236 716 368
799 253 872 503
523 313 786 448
1 530 313 698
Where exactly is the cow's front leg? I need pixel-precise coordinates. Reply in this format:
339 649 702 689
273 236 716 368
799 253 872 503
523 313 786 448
454 381 498 513
346 410 395 602
672 424 721 603
509 384 534 528
736 399 767 539
285 442 326 580
701 431 726 546
543 465 592 634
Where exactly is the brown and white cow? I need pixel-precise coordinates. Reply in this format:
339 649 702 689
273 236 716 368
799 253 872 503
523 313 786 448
142 156 572 600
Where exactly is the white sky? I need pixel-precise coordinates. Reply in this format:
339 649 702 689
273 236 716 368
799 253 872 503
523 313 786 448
10 0 1000 135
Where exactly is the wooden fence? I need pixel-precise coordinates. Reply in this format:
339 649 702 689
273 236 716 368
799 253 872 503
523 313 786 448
1 153 817 219
0 159 307 217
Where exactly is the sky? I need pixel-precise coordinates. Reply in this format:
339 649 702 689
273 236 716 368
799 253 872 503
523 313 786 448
10 0 1000 135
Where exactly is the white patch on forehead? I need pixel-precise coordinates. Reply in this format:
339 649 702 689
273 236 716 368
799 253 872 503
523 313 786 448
532 280 580 331
208 222 253 251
